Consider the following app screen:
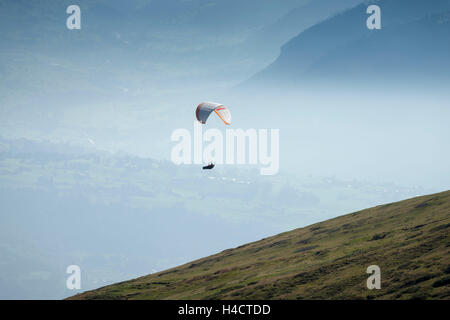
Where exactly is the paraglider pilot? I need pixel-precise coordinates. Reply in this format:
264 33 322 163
202 162 215 170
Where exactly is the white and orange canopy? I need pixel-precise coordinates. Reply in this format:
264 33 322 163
195 102 231 125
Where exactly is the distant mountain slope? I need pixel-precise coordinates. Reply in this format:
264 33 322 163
242 0 364 61
0 0 308 98
305 11 450 82
244 0 450 88
70 190 450 300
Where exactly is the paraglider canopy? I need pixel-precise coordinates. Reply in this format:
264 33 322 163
196 102 231 125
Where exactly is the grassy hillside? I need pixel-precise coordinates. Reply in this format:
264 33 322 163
70 190 450 300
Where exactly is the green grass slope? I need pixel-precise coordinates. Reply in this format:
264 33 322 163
70 191 450 300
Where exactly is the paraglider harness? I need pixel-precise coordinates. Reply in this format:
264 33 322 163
202 162 215 170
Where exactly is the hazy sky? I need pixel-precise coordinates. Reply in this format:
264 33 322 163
0 0 449 299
